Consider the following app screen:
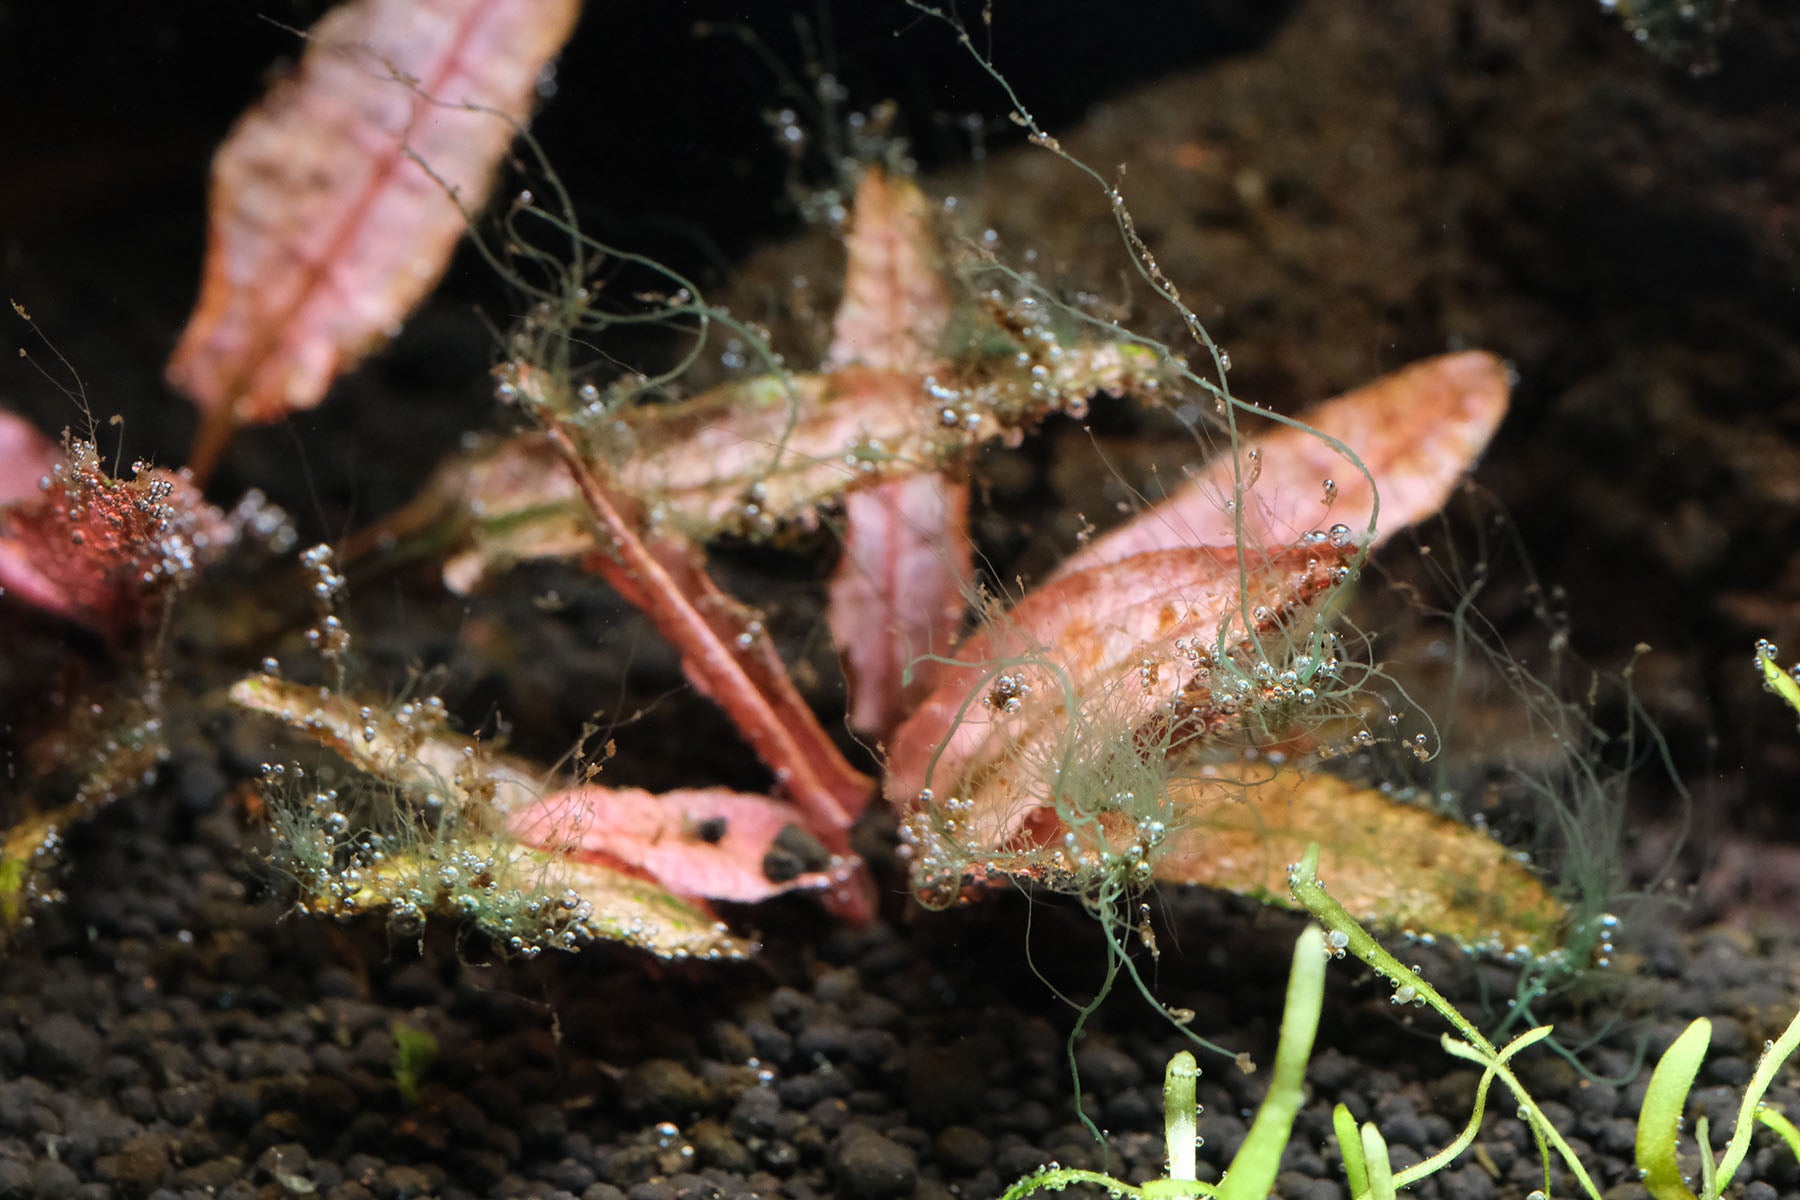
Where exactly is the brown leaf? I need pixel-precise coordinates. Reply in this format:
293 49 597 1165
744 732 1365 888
508 785 847 904
827 169 952 373
828 474 972 739
229 673 542 826
0 440 233 642
1153 765 1566 954
885 542 1354 855
1053 351 1511 579
432 340 1165 588
167 0 581 461
229 673 754 959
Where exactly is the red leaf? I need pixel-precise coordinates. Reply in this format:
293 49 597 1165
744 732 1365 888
884 542 1354 853
827 168 952 373
1053 351 1511 579
0 440 232 642
508 785 845 904
0 411 59 505
821 170 971 739
828 473 972 739
543 426 874 853
166 0 581 467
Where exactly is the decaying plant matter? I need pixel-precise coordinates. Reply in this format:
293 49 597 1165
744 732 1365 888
3 0 1597 981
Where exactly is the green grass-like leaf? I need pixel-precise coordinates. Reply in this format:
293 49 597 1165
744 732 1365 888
1334 1104 1368 1198
1637 1017 1710 1200
1216 926 1325 1200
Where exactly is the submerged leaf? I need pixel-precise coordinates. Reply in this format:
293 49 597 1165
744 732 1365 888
167 0 581 462
509 785 845 904
886 542 1355 855
0 440 232 642
433 336 1161 580
823 170 971 740
829 471 972 740
229 673 541 825
294 835 756 961
1154 766 1565 953
229 673 756 959
827 168 952 373
0 410 59 504
1054 351 1511 579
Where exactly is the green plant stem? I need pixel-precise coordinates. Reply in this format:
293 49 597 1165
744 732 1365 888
1291 846 1602 1200
1164 1052 1199 1182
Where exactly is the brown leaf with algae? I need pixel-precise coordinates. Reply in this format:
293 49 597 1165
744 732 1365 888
1053 351 1511 580
229 674 755 959
167 0 581 467
1154 765 1565 954
885 542 1355 860
230 673 542 824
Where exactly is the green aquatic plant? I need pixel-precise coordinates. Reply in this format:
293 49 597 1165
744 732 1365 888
390 1019 440 1108
997 924 1327 1200
997 909 1569 1200
1001 847 1800 1200
1755 639 1800 720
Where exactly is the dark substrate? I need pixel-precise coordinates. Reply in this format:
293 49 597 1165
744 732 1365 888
4 771 1800 1200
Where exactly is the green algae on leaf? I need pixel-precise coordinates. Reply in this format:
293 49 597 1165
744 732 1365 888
0 683 170 945
1157 766 1565 955
230 673 757 960
886 541 1357 898
425 329 1165 587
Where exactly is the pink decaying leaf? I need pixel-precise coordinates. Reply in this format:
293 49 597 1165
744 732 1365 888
166 0 582 469
1052 351 1512 580
828 475 972 739
825 168 951 374
884 542 1355 854
508 785 844 905
0 410 59 505
823 169 973 739
0 439 234 642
